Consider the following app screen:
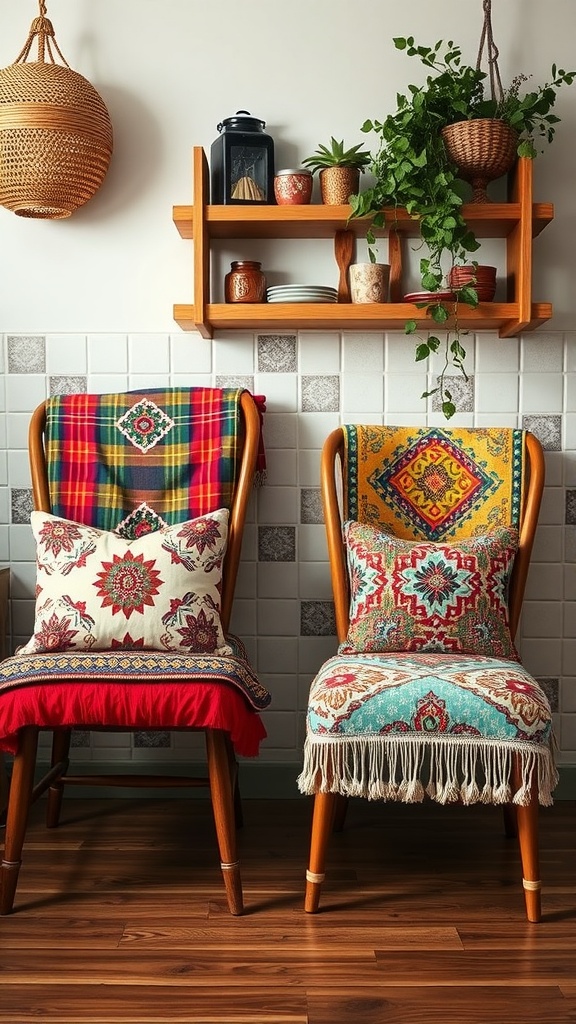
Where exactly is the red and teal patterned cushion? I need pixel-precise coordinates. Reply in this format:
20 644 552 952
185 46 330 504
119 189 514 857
339 521 519 660
20 509 231 655
298 652 557 805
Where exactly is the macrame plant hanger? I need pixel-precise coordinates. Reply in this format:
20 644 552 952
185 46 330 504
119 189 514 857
476 0 504 106
441 0 518 202
0 0 113 218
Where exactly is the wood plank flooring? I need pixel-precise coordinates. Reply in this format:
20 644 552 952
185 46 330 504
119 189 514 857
1 795 575 1023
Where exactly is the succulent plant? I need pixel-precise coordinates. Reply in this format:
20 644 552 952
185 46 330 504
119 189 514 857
302 137 371 175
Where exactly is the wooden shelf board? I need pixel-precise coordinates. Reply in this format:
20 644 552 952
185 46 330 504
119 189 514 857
173 302 552 337
173 203 553 241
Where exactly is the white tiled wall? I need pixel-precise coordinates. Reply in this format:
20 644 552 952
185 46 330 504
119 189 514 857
2 329 575 774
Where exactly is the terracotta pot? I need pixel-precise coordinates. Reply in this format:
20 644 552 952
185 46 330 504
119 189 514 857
448 264 497 302
319 166 360 205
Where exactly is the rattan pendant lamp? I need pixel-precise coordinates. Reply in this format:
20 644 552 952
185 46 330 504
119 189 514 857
0 0 113 218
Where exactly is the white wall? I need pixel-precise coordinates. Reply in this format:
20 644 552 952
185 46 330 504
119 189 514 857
0 0 575 785
1 0 576 331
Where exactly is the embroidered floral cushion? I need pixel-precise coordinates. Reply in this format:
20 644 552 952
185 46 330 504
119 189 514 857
20 510 232 655
339 521 519 660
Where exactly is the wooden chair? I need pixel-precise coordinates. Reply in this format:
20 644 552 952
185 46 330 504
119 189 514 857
299 425 556 922
0 387 270 916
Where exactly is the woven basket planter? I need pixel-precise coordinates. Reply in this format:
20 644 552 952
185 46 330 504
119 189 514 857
0 4 113 218
441 119 518 204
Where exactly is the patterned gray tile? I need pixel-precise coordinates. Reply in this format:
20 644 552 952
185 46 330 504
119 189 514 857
300 600 336 636
215 374 254 391
11 488 33 524
257 335 297 372
133 730 171 748
432 374 474 414
258 525 296 562
49 375 88 396
566 490 576 525
71 730 91 748
301 375 340 412
522 415 562 451
301 488 323 524
537 677 559 713
7 335 46 374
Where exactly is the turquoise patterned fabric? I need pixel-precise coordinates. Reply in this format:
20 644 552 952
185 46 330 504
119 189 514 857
298 652 558 805
305 652 552 742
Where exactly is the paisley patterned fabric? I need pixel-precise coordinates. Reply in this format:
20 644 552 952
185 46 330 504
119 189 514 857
19 509 232 655
298 653 557 806
340 520 519 660
343 425 524 541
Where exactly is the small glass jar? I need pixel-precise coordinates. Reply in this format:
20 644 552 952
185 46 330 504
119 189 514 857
224 260 267 303
274 168 313 205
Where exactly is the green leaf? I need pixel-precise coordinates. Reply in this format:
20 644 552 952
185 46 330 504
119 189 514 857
415 343 430 361
458 284 478 307
430 303 450 323
422 272 440 291
405 319 418 334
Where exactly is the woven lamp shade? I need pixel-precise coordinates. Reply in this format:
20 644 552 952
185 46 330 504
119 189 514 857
0 2 113 219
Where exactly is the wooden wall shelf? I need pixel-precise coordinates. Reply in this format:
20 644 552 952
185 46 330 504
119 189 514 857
173 147 553 340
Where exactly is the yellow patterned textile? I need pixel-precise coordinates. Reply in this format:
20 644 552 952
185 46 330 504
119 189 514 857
342 426 526 541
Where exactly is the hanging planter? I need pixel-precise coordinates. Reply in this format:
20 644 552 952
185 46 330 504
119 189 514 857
0 0 113 219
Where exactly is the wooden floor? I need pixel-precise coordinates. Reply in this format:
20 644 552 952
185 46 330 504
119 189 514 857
1 794 575 1023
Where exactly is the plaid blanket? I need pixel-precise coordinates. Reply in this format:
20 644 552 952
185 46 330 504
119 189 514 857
342 426 525 541
45 388 249 536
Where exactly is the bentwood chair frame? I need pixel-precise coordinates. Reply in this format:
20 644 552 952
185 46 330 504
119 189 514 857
1 390 261 917
303 426 548 923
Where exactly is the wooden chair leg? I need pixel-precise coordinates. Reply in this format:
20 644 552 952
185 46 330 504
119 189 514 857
224 733 243 829
45 728 72 828
513 758 541 923
516 795 541 923
205 728 243 916
1 727 39 915
305 790 338 913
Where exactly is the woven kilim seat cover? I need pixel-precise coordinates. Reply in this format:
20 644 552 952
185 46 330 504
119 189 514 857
0 388 270 756
297 426 557 805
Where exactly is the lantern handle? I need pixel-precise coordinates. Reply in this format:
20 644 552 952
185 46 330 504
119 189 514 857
14 0 70 67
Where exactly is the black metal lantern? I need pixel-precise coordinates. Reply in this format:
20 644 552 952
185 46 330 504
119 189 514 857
210 110 275 205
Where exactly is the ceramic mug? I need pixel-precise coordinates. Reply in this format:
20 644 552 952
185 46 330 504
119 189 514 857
349 263 390 303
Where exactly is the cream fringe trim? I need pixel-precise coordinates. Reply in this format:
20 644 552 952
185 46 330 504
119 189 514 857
297 734 558 806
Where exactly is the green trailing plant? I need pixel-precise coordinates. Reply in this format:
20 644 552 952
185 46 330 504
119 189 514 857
302 137 371 175
348 35 575 419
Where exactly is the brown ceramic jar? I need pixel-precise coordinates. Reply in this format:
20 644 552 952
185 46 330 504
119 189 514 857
224 260 267 303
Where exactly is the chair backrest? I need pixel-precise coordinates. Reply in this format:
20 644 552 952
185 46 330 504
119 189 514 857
322 425 545 644
28 387 261 631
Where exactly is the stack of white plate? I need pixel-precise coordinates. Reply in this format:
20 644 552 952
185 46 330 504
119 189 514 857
266 284 338 304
